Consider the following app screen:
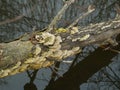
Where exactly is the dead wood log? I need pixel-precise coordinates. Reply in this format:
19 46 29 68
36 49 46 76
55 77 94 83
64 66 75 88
0 15 120 78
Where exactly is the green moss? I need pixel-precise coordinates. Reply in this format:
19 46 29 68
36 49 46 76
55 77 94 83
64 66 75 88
28 53 34 58
55 28 67 33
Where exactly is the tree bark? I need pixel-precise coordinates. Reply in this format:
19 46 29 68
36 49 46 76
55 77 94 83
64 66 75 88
0 15 120 78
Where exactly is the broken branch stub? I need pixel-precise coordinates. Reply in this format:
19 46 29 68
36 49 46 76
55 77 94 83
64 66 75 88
47 0 75 32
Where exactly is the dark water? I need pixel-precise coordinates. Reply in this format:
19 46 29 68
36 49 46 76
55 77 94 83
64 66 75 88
0 0 120 90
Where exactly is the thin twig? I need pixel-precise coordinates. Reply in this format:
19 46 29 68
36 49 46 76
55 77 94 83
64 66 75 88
62 60 73 63
0 3 36 26
102 70 120 89
100 45 120 53
47 0 75 32
69 53 80 70
0 15 24 26
67 5 95 29
107 66 120 81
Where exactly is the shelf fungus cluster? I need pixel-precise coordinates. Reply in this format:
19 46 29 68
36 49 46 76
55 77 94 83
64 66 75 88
0 15 120 78
0 31 81 78
32 31 81 60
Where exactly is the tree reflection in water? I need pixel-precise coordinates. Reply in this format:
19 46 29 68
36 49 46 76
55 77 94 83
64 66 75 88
0 0 120 90
24 70 39 90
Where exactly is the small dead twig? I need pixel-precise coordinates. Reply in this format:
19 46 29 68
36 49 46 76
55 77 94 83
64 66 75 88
62 60 73 63
67 5 95 29
47 0 75 32
0 3 36 26
0 15 24 26
100 45 120 53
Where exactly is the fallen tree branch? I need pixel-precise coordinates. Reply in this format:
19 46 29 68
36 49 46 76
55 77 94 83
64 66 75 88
0 15 120 78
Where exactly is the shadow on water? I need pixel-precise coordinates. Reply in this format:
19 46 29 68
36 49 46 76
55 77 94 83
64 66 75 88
45 39 120 90
0 0 120 90
24 70 38 90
